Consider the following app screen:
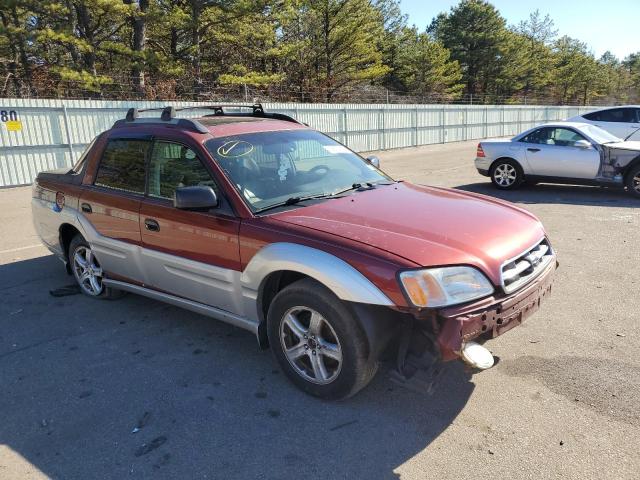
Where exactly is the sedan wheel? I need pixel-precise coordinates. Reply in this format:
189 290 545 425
625 165 640 198
493 164 517 186
280 306 343 385
72 244 104 296
490 160 523 190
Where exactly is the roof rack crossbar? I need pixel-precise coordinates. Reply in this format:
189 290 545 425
171 103 264 115
115 103 301 131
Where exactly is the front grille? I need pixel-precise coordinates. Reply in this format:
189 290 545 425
501 238 554 293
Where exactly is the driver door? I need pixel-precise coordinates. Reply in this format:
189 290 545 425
523 127 600 179
138 139 243 314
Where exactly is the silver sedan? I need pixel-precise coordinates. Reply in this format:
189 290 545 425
474 122 640 198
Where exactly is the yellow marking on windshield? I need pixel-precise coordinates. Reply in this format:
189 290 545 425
217 140 254 158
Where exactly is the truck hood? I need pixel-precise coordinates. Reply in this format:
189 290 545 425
269 182 545 285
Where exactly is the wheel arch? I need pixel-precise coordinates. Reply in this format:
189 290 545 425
490 156 524 174
241 243 395 348
59 223 82 274
622 155 640 179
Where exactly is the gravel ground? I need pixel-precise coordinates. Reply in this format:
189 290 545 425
0 140 638 479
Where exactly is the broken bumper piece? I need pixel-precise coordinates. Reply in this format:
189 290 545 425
436 258 557 362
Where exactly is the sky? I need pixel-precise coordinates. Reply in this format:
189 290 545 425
400 0 638 60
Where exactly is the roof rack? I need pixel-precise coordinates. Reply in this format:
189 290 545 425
115 103 302 132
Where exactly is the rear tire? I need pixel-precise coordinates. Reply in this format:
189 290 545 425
68 234 124 299
267 278 377 400
490 159 524 190
625 164 640 198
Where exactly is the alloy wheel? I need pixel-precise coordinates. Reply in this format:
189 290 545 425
72 245 104 296
279 306 343 385
493 163 517 187
633 173 640 194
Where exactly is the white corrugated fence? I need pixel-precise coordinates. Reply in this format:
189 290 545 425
0 98 597 187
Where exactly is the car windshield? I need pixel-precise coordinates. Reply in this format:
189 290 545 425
205 130 393 212
579 124 622 144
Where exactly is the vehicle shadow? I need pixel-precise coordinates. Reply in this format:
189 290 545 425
0 254 474 479
454 181 639 208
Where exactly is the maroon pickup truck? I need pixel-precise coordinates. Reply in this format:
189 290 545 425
32 105 556 399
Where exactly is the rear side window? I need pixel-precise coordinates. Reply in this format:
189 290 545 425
94 139 149 193
584 108 635 123
147 141 217 200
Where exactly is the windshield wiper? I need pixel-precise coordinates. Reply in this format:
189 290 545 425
331 180 395 196
254 193 338 214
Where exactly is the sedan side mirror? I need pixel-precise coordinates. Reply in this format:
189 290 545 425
366 155 380 168
574 139 591 149
174 185 218 210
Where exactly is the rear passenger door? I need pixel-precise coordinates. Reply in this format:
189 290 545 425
79 135 150 283
138 139 243 314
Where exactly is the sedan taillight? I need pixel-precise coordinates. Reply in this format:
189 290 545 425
476 144 486 158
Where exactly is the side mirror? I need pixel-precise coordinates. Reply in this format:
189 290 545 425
174 186 218 210
574 139 591 149
366 155 380 168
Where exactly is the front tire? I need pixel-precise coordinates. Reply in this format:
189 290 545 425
267 278 377 400
68 234 123 299
490 159 524 190
625 164 640 198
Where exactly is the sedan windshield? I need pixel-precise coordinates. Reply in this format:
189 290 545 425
579 124 622 144
205 130 392 212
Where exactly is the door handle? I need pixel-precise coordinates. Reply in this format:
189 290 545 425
81 202 92 213
144 218 160 232
527 148 541 152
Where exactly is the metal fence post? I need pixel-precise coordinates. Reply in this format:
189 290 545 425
441 105 445 144
62 104 74 162
501 105 505 136
483 105 488 139
342 107 348 146
463 106 468 141
413 106 418 147
381 107 386 150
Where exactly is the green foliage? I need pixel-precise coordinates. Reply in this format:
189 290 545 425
394 27 462 99
0 0 637 103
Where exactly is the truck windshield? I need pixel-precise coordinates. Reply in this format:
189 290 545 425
205 130 392 212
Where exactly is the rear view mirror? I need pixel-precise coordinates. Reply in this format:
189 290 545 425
366 155 380 168
574 139 591 149
174 186 218 210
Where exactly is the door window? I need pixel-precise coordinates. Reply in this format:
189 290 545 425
584 108 635 123
520 127 586 147
94 139 148 194
147 141 217 200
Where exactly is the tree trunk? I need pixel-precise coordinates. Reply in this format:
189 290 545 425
12 6 33 93
75 4 97 76
0 11 21 95
190 1 202 96
129 0 149 95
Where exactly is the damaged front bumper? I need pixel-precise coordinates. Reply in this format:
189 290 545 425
436 258 557 362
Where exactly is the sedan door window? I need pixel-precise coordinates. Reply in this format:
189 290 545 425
521 127 586 147
585 108 635 123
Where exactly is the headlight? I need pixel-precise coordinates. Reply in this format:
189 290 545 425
398 266 494 308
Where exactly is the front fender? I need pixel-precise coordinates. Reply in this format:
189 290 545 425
240 242 395 323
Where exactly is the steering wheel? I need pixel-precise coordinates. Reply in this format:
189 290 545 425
309 165 330 178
